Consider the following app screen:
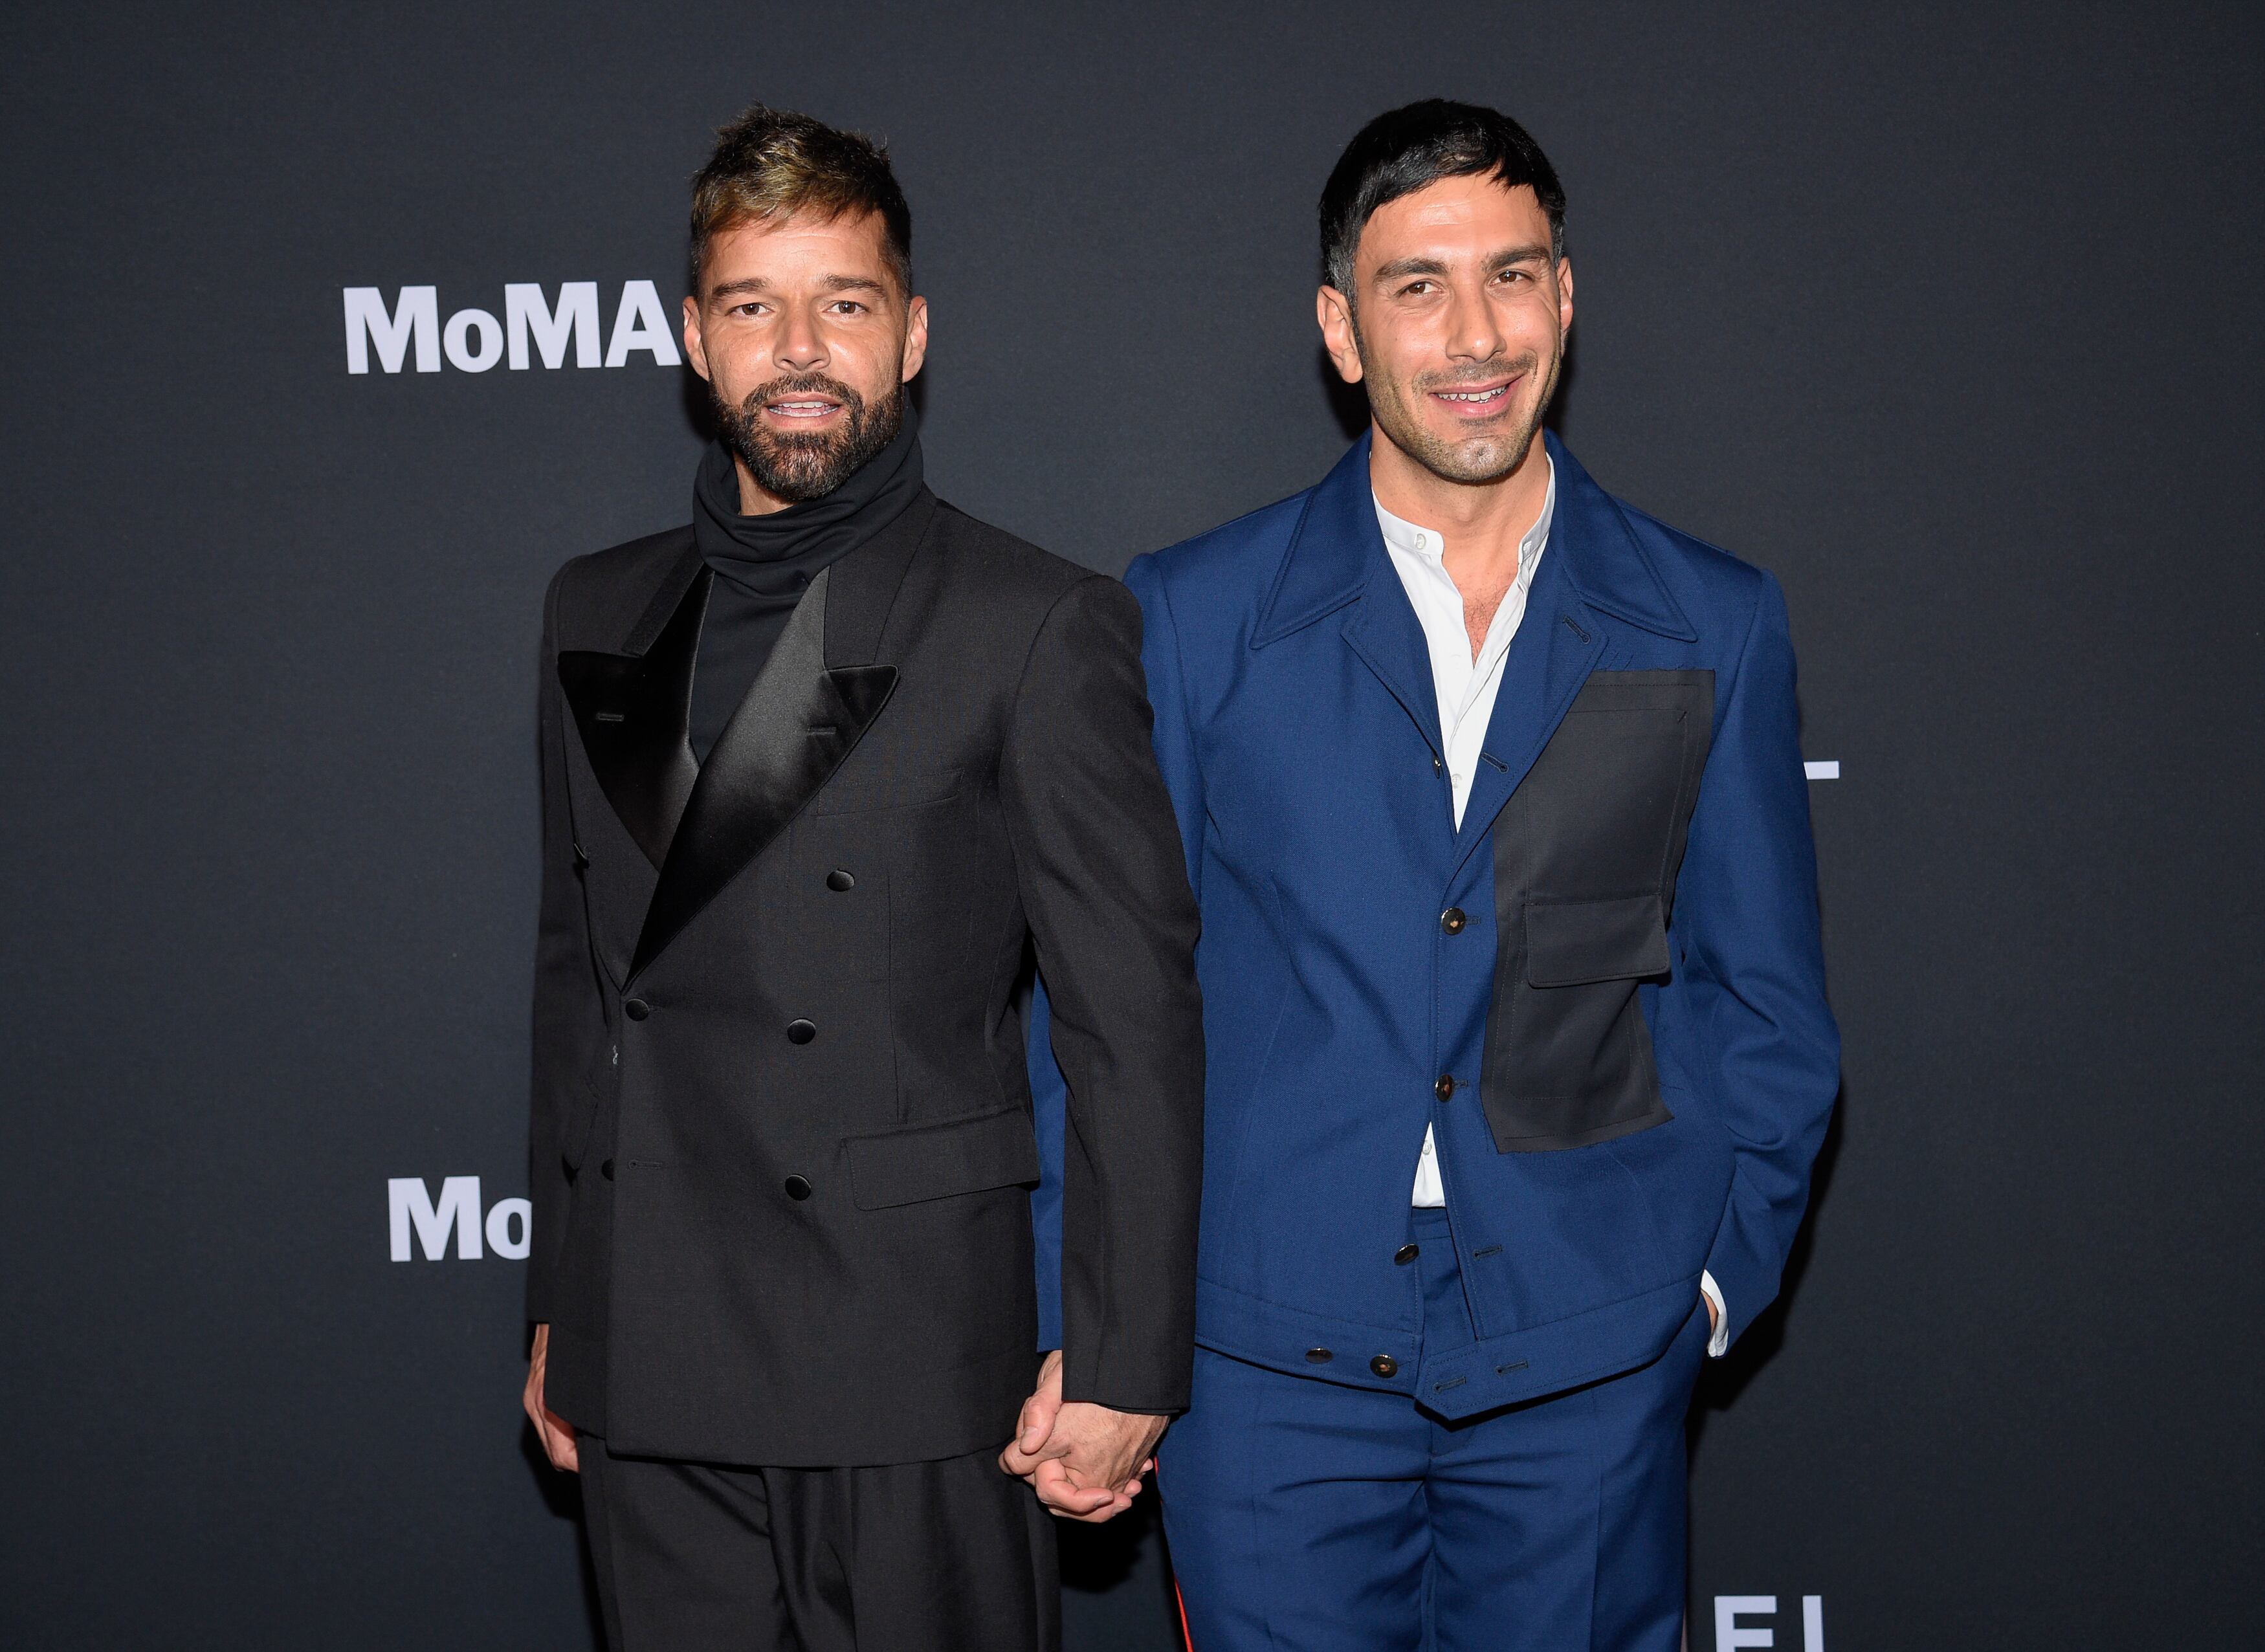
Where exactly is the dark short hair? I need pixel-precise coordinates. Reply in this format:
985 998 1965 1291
689 105 914 297
1319 100 1565 295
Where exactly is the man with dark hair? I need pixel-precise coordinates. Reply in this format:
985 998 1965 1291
1028 98 1839 1647
518 105 1202 1651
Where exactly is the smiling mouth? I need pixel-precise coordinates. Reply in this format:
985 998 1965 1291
1429 377 1518 413
766 398 843 419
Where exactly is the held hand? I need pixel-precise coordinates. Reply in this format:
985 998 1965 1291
999 1351 1166 1523
1033 1404 1167 1523
523 1323 579 1473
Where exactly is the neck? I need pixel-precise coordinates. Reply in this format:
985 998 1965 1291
733 456 795 516
1368 423 1551 578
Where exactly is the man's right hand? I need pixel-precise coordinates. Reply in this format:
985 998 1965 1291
523 1323 579 1472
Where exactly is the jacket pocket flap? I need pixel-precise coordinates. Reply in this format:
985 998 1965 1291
845 1106 1042 1211
1525 894 1671 987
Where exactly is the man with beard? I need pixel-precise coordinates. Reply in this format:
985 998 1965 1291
518 106 1202 1652
1024 100 1839 1648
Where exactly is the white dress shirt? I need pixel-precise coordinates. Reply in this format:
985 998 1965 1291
1375 463 1728 1356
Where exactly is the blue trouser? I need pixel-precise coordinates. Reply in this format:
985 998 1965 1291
1159 1209 1709 1651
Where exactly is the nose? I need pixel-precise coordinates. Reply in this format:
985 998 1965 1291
1444 284 1505 364
775 305 828 374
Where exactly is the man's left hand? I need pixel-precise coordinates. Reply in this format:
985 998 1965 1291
1000 1350 1167 1523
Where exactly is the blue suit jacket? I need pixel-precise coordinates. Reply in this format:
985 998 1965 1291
1033 432 1838 1418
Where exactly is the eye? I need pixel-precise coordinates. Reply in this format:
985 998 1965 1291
830 300 868 314
1400 280 1436 297
730 301 769 318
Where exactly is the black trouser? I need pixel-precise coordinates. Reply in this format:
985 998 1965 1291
579 1434 1059 1652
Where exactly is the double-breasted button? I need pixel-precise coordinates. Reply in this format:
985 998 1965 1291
1395 1243 1420 1265
1305 1347 1334 1365
786 1019 817 1045
783 1175 812 1201
826 868 856 892
1432 754 1445 775
1370 1354 1399 1378
1434 1075 1457 1101
600 1158 615 1180
1441 907 1467 935
624 998 650 1021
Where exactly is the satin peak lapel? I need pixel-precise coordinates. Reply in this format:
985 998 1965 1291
557 562 709 870
631 564 896 979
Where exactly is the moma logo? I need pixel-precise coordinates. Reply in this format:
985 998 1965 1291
343 281 681 375
1715 1596 1825 1649
388 1176 531 1261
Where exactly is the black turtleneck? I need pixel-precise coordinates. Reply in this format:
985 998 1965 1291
687 404 924 762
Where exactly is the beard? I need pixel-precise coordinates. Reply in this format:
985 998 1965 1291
1360 332 1560 487
711 369 905 503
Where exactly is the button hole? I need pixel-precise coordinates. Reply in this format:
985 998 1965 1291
1561 615 1591 643
1479 751 1507 771
594 711 626 723
1470 1244 1503 1258
1433 1375 1466 1393
1496 1359 1529 1375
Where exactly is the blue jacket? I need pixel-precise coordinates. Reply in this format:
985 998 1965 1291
1033 432 1838 1418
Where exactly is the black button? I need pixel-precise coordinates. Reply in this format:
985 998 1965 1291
571 842 590 870
1441 907 1467 935
600 1158 615 1180
786 1019 817 1045
1395 1243 1420 1265
1370 1354 1399 1378
826 868 856 892
784 1175 812 1200
1435 1075 1456 1101
624 998 650 1021
1305 1347 1334 1364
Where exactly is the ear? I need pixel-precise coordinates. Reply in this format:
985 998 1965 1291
681 293 711 382
1316 286 1363 384
1555 256 1574 336
900 293 929 383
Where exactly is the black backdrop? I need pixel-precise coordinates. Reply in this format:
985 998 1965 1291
5 3 2260 1647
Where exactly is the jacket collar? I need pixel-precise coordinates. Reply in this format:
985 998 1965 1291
1251 429 1696 650
557 493 934 979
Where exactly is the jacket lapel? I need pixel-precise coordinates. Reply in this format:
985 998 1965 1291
1448 433 1699 876
628 492 933 980
1255 434 1445 762
556 542 709 870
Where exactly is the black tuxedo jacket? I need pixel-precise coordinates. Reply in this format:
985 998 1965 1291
525 490 1204 1468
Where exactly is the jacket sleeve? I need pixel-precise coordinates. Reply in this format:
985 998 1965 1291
1001 573 1205 1413
1679 571 1842 1348
525 564 597 1325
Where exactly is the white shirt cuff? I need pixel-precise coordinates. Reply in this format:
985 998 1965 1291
1699 1270 1729 1358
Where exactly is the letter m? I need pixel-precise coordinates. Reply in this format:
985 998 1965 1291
389 1176 483 1259
505 283 601 369
344 287 439 374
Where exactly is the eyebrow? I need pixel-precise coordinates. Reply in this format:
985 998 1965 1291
1371 243 1555 287
707 272 892 300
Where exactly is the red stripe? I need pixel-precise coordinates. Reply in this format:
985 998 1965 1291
1155 1458 1193 1651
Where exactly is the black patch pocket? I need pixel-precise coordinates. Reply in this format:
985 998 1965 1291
1525 893 1672 987
844 1105 1042 1210
1479 670 1712 1152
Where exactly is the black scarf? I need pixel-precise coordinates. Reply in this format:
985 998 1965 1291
687 402 923 762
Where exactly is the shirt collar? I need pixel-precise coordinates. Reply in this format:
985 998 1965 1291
1372 453 1556 587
